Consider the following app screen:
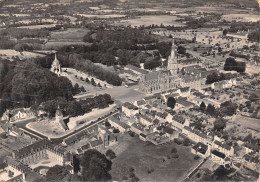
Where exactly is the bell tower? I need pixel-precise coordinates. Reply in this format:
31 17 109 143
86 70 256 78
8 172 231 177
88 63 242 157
167 39 178 75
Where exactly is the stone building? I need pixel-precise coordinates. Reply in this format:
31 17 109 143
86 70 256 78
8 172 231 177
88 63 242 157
139 39 204 94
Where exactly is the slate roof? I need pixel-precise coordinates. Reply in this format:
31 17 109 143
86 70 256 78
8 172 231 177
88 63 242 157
173 115 186 124
192 142 208 155
162 126 176 135
176 99 195 107
137 100 146 106
244 143 260 152
90 138 103 148
123 102 138 110
108 116 130 129
214 140 232 150
212 150 226 159
243 154 259 164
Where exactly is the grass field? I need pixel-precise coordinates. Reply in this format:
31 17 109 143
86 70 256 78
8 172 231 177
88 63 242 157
119 15 185 27
232 115 260 131
110 134 199 181
43 28 91 49
49 28 90 41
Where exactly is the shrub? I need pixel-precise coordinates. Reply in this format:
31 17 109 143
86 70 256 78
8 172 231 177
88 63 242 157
174 138 182 145
171 147 177 153
172 154 179 159
194 155 200 160
183 138 190 146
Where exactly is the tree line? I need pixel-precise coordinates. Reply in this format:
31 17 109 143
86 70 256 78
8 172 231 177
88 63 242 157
33 53 122 86
0 59 74 117
40 93 113 118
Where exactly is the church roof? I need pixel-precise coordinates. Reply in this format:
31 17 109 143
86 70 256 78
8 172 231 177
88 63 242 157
144 72 159 81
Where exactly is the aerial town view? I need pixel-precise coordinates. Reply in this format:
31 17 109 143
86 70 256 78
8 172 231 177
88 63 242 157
0 0 259 181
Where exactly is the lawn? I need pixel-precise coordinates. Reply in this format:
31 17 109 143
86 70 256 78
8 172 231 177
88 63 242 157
49 28 90 41
110 134 200 181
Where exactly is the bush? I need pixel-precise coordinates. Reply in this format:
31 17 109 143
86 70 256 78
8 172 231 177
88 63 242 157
113 128 120 133
183 138 190 146
172 153 179 159
174 138 182 145
194 155 200 160
171 147 177 153
105 149 116 160
147 168 154 174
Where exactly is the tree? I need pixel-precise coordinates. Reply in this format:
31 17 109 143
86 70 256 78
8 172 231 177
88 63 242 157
177 45 186 54
80 150 112 181
73 83 81 95
105 121 111 127
183 138 190 146
113 128 120 133
46 165 70 181
220 101 237 116
167 97 176 109
85 78 90 82
213 118 226 131
106 149 116 160
200 102 206 111
224 57 245 73
206 104 216 116
91 78 96 86
80 86 86 92
223 29 228 36
171 147 177 153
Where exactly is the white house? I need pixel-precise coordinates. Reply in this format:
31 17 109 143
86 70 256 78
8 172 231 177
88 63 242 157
122 102 139 118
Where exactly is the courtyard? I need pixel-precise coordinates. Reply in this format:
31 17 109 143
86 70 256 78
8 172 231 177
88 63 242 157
110 134 200 181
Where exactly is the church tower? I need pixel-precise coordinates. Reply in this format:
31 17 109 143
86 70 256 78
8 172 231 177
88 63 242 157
167 39 178 75
51 53 61 76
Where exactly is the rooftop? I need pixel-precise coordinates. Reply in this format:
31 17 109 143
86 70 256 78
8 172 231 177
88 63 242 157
212 150 226 159
123 102 138 110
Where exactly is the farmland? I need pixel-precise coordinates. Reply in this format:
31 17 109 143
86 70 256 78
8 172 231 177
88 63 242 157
118 15 186 27
43 28 91 49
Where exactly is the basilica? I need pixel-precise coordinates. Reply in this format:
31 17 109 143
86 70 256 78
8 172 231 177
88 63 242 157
139 40 208 94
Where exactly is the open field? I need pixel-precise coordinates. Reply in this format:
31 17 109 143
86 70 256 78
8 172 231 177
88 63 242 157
110 134 199 181
232 115 260 131
16 24 57 29
0 49 45 61
49 28 90 41
118 15 186 27
77 14 126 18
221 14 260 22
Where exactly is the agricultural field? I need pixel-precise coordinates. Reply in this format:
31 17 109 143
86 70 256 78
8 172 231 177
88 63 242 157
77 14 126 18
43 28 91 49
49 28 90 41
110 134 200 181
0 49 45 61
118 15 186 27
221 14 260 22
16 24 57 29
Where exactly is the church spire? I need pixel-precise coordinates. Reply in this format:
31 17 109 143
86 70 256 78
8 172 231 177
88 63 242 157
167 38 178 75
